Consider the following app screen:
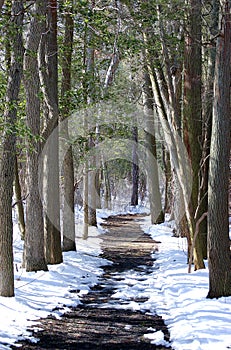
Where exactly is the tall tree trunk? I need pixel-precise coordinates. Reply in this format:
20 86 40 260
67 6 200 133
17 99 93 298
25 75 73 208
23 0 48 272
83 160 89 239
83 1 97 227
60 5 76 251
162 148 172 216
201 0 219 258
0 0 24 297
184 0 206 264
142 71 164 224
103 161 111 209
39 0 62 264
207 0 231 299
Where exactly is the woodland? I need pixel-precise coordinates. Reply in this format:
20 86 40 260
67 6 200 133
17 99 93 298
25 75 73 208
0 0 230 301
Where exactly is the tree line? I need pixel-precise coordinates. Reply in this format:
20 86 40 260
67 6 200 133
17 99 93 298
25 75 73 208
0 0 230 299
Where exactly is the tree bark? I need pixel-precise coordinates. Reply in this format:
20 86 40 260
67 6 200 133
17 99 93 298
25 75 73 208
0 0 24 297
131 126 139 206
201 0 219 258
83 1 97 227
83 161 89 239
183 0 207 264
207 0 231 298
23 0 48 272
60 6 76 252
39 0 63 264
142 71 164 223
88 136 97 226
0 0 4 12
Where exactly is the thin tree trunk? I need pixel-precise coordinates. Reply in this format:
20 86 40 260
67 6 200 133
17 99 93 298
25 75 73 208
88 136 97 226
207 0 231 298
201 0 219 258
142 70 164 224
60 6 76 251
83 161 89 239
14 156 25 240
95 168 102 209
162 147 172 216
103 161 111 209
0 0 24 297
83 1 97 227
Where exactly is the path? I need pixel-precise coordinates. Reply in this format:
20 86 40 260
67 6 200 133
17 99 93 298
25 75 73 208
12 214 171 350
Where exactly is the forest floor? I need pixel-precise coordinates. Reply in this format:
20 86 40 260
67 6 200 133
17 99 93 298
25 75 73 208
11 214 172 350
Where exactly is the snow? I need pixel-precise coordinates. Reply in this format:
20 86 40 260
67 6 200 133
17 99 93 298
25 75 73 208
0 208 231 350
144 329 171 347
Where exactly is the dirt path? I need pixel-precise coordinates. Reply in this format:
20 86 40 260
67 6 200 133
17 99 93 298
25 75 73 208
12 214 171 350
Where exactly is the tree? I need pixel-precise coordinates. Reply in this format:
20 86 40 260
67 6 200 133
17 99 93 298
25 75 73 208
130 125 139 206
83 0 97 228
39 0 63 264
0 0 4 12
207 0 231 299
184 0 207 265
142 70 164 224
0 0 24 296
23 0 48 272
13 155 25 240
60 2 76 252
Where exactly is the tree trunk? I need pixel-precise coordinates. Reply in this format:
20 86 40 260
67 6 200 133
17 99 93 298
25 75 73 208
103 160 111 209
0 0 24 297
201 0 219 258
23 0 48 272
207 0 231 299
88 136 97 226
131 126 139 206
184 0 207 263
142 71 164 224
95 168 102 209
14 156 25 240
83 161 89 239
60 6 76 251
39 0 63 264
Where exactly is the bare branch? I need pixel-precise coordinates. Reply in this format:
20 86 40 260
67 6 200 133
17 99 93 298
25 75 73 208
12 194 29 208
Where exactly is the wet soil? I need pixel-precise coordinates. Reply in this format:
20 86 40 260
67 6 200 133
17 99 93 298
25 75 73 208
11 214 171 350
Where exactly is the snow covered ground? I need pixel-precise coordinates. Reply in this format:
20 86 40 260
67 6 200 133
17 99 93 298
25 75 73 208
0 208 230 350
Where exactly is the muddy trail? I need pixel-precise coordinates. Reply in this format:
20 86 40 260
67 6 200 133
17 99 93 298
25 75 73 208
12 214 171 350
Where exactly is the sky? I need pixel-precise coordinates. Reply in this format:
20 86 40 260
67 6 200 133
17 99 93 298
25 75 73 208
0 207 230 350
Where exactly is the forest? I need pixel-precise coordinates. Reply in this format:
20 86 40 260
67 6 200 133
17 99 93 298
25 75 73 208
0 0 230 305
